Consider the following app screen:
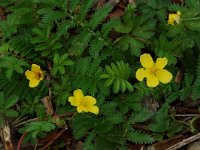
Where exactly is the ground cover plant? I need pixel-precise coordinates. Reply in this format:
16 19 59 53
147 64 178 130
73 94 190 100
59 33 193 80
0 0 200 149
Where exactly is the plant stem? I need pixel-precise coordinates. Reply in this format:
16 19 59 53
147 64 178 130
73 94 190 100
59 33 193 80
34 140 38 150
181 17 200 21
17 132 27 150
14 113 73 127
14 118 39 128
175 114 200 117
40 128 66 150
12 116 28 126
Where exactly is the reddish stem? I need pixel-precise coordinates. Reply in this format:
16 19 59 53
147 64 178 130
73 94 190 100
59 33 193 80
40 129 66 150
17 132 27 150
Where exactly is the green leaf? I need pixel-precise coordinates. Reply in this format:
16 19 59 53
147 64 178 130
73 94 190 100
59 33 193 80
167 122 183 137
114 4 135 33
105 66 115 76
131 17 156 40
0 56 28 75
72 114 96 139
121 80 126 93
149 104 170 132
52 53 73 75
113 79 120 93
192 55 200 100
77 0 94 21
5 109 18 117
115 36 143 56
127 130 154 144
129 108 153 123
96 133 124 150
83 145 96 150
25 121 55 133
114 21 133 33
89 4 112 29
0 92 5 107
70 0 80 11
101 61 133 93
125 81 134 92
102 19 118 38
5 69 13 79
104 78 114 87
0 117 4 126
0 15 19 38
0 43 9 53
4 95 19 109
106 112 123 124
99 74 111 79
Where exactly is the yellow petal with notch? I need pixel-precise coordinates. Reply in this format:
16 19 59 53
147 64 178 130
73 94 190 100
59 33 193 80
155 57 168 69
157 69 173 84
84 96 96 105
25 70 35 80
136 68 147 81
146 75 159 88
73 89 84 99
31 64 41 72
140 53 154 68
68 97 81 106
87 106 99 114
29 79 40 88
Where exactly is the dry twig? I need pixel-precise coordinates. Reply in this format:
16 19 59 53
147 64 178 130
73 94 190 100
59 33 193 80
40 127 67 150
166 132 200 150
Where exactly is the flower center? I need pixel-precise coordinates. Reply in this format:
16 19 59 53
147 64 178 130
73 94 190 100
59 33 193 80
34 71 43 80
79 99 89 112
149 67 158 76
80 99 88 107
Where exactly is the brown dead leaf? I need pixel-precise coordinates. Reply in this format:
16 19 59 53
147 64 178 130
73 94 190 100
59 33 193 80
175 71 183 84
108 8 124 19
75 141 83 150
0 121 14 150
143 96 159 112
0 7 6 20
41 96 54 116
127 143 144 150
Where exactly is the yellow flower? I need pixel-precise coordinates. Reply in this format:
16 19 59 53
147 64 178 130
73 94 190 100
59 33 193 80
136 53 173 88
68 89 99 115
168 11 181 26
25 64 44 88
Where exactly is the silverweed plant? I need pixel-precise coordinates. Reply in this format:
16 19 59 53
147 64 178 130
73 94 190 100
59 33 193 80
0 0 200 149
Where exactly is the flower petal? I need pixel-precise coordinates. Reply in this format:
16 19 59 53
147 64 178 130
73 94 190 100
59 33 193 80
155 57 168 69
29 79 40 88
157 69 173 84
168 12 181 26
77 106 83 113
87 106 99 115
39 71 44 80
77 106 88 113
146 75 159 88
31 64 41 72
140 53 154 68
84 96 96 105
136 68 147 81
73 89 84 98
177 11 181 15
168 14 175 25
174 12 181 24
68 96 81 106
25 70 35 80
